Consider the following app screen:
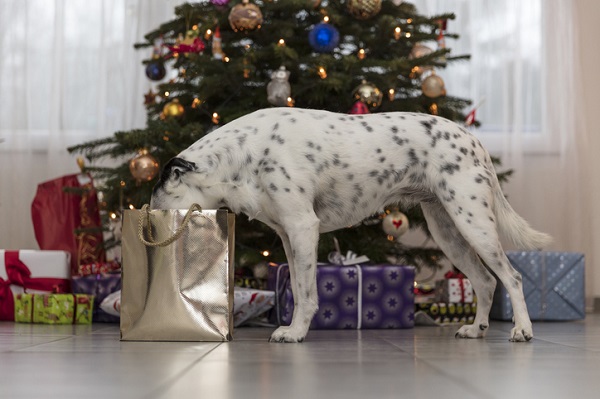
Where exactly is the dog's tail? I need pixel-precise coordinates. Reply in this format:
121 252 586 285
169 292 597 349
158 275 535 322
493 185 552 250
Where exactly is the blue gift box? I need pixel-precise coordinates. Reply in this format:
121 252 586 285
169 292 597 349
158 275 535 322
71 273 121 323
270 264 415 329
490 251 585 321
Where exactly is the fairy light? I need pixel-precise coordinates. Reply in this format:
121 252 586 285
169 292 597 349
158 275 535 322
388 88 395 101
394 26 402 40
287 97 295 107
261 250 271 257
212 112 220 124
120 181 126 187
164 91 170 97
407 18 413 24
323 16 330 23
358 48 366 60
204 29 213 40
192 24 198 31
223 56 230 62
191 98 201 108
277 38 285 46
317 66 327 79
110 212 118 220
129 204 135 210
405 32 412 38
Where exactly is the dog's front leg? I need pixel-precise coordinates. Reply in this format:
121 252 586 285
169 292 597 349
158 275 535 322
270 214 320 343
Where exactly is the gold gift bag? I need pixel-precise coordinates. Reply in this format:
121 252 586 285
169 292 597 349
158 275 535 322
120 204 234 341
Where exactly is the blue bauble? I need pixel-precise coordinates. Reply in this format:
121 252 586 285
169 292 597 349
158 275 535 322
308 23 340 53
145 59 166 81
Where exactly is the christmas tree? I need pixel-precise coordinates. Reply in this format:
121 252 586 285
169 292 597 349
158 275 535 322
68 0 507 273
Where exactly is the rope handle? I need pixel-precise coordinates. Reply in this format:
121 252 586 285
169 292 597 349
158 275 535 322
137 203 203 247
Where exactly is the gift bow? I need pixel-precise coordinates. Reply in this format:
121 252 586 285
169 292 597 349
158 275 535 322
444 270 468 302
0 251 71 321
328 237 370 266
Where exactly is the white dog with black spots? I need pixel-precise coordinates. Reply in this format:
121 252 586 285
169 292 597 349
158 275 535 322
151 107 551 343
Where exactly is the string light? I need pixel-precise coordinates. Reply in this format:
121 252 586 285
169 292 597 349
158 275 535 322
323 16 330 23
394 26 402 40
110 212 118 220
287 97 295 107
191 98 202 108
429 103 439 115
277 38 285 46
164 91 170 97
388 88 395 101
261 250 271 257
212 112 220 124
223 56 230 62
407 18 413 24
204 29 213 40
129 204 135 210
317 66 327 79
405 32 412 38
358 48 366 60
192 24 198 31
120 181 126 187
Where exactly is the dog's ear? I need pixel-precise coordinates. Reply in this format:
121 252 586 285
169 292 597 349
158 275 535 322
153 157 197 194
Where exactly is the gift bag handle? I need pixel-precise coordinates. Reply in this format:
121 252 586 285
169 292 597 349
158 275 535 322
138 203 203 247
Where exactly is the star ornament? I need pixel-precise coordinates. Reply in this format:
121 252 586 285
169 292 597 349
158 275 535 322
144 89 157 106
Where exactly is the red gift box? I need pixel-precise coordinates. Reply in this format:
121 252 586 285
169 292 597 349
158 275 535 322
0 250 71 321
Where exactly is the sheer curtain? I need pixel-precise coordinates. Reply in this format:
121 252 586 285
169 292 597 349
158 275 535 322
0 0 185 248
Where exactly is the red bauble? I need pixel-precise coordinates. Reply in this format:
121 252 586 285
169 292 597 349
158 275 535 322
349 101 370 115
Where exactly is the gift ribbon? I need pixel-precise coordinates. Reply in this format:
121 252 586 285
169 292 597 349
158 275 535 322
0 251 71 321
445 270 467 303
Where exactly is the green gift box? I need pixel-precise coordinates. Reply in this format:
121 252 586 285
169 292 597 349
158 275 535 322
13 294 95 325
33 294 75 324
14 294 34 323
74 294 94 325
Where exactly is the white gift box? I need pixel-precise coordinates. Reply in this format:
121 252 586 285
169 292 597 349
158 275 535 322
435 278 474 303
233 287 275 327
0 250 71 294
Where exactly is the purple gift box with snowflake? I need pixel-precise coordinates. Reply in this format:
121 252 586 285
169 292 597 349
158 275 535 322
270 264 415 329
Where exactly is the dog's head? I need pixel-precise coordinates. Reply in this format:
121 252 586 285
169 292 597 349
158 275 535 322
150 157 216 210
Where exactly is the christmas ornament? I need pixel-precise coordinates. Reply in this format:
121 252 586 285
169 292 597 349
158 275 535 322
166 30 205 55
409 44 434 78
349 101 370 114
308 22 340 53
129 149 159 182
143 89 157 106
382 211 409 238
162 99 185 118
212 27 225 60
410 43 433 60
422 73 446 98
267 66 291 107
145 55 166 81
347 0 382 20
352 80 383 110
228 0 263 32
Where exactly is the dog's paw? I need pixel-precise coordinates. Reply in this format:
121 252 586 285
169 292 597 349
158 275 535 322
455 323 488 339
509 325 533 342
269 326 306 343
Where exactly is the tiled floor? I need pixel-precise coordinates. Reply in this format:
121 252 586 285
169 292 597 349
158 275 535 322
1 315 599 399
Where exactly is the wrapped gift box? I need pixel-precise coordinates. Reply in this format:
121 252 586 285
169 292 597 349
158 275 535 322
1 250 71 321
415 302 476 326
270 264 415 329
72 273 121 322
233 287 275 327
77 260 121 277
435 275 474 303
490 251 585 321
14 293 93 324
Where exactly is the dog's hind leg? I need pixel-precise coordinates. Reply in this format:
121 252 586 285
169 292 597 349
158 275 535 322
434 179 533 342
270 226 299 336
421 201 496 339
269 211 320 343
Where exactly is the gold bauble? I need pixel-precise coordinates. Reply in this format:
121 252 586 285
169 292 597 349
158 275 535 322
422 73 446 98
228 0 263 32
352 80 383 110
347 0 382 20
129 149 159 182
162 99 185 118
